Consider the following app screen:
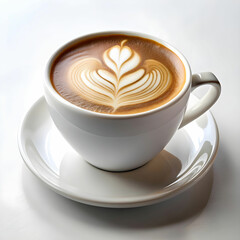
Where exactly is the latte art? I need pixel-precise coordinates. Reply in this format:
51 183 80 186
51 35 186 114
69 40 172 111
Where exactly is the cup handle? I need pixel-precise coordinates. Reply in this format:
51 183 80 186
179 72 221 128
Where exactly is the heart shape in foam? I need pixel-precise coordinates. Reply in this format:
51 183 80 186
68 40 172 111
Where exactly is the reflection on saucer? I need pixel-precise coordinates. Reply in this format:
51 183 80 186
59 150 182 197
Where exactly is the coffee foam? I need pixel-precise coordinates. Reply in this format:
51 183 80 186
51 35 185 114
69 40 172 111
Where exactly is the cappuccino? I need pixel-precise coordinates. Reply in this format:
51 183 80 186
51 35 186 114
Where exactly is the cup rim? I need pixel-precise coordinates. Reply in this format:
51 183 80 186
45 31 192 119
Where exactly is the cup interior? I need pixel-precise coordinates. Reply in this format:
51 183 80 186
45 31 191 119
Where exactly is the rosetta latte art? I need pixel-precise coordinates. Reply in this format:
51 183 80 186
69 40 172 111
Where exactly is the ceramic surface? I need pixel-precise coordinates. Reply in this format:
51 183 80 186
18 95 219 208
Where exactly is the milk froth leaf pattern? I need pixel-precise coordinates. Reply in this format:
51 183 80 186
69 40 172 111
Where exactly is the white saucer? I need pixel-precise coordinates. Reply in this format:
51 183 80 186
18 95 219 208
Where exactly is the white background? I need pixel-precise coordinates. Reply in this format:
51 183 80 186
1 0 240 239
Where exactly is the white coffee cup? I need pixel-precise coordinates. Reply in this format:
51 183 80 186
44 31 221 171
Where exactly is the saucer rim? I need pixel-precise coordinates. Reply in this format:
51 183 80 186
18 96 219 208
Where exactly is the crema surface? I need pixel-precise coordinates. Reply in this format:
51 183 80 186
51 35 186 114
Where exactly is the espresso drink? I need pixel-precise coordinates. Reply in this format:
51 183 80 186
51 35 186 114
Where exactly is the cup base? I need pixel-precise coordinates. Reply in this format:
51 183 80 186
85 158 151 172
